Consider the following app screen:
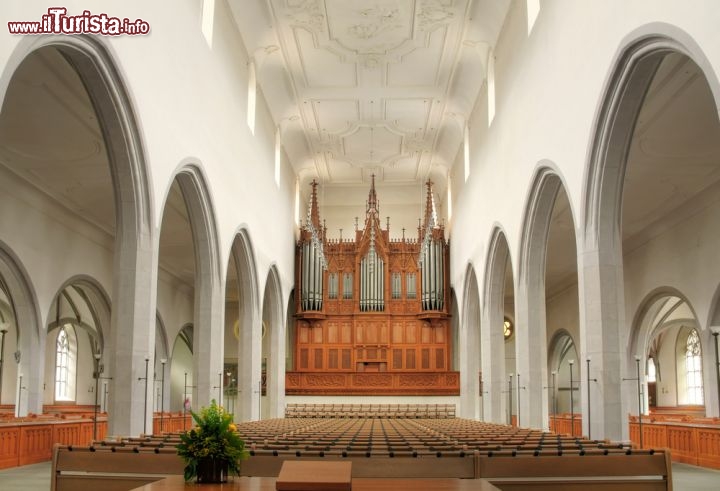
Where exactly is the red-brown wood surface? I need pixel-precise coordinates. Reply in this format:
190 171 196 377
291 182 454 396
629 419 720 469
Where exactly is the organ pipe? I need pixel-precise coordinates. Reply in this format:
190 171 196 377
360 251 384 312
420 238 446 311
301 240 323 311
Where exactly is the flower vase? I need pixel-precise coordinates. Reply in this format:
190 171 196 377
196 458 228 483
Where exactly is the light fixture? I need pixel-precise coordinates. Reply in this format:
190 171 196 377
503 318 513 340
160 358 167 434
93 352 102 441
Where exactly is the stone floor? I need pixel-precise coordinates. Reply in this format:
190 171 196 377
0 461 718 490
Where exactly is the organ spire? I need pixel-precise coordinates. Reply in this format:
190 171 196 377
309 179 321 229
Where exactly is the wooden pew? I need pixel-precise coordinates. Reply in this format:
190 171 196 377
476 449 673 491
243 451 477 478
51 444 185 491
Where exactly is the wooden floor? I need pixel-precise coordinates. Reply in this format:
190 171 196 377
131 475 501 491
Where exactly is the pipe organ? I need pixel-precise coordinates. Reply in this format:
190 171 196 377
287 178 458 395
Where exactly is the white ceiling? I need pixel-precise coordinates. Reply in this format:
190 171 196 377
229 0 510 206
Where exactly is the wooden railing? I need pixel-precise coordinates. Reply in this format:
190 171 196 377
0 417 107 469
0 412 191 470
549 414 583 437
152 412 192 434
629 415 720 469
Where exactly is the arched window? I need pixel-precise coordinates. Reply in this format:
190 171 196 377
55 325 76 402
684 329 703 404
647 357 657 383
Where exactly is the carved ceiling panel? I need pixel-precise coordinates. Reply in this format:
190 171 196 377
269 0 470 186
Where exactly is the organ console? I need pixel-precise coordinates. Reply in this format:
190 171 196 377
286 177 459 395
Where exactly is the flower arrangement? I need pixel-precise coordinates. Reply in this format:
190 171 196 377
177 400 249 482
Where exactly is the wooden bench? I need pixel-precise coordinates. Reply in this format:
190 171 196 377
51 444 185 491
476 449 673 491
246 453 476 479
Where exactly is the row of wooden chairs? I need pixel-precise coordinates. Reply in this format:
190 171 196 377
233 418 617 455
91 417 613 456
285 403 456 419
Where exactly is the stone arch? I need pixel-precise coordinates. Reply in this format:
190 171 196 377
155 312 169 364
450 288 459 371
45 276 111 411
630 287 701 361
547 329 580 429
158 161 223 410
0 241 41 413
47 276 112 352
630 287 705 412
261 265 284 419
459 263 481 419
481 226 513 424
225 227 260 421
547 329 580 374
1 35 153 430
516 165 576 429
581 26 720 435
285 289 296 373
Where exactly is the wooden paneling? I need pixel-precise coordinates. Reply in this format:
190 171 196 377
341 323 352 343
629 419 720 469
406 349 416 369
285 371 460 395
21 424 54 465
327 323 338 343
697 427 720 468
0 426 20 469
548 415 583 437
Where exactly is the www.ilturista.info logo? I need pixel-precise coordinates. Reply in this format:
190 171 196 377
8 7 150 36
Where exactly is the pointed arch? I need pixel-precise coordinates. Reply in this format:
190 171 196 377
0 241 41 413
481 226 513 423
47 275 112 354
261 264 284 418
1 34 154 427
226 227 261 421
459 263 481 419
580 26 720 437
0 240 41 346
583 26 720 242
515 165 573 429
155 312 169 363
159 161 223 408
629 287 701 362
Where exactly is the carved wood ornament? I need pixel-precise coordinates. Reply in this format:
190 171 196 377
288 177 458 395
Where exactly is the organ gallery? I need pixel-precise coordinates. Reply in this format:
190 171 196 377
286 177 458 395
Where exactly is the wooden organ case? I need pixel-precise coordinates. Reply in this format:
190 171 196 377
286 178 459 395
